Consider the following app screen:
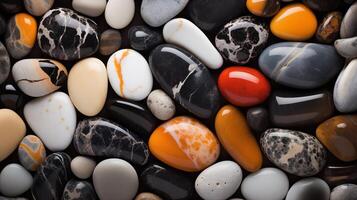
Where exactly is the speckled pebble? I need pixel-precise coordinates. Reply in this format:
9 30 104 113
147 89 175 121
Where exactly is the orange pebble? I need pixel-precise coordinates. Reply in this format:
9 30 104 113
15 13 37 48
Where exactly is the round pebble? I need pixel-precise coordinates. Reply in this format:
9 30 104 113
147 89 175 121
24 0 54 16
99 29 122 56
0 164 33 197
18 135 46 171
105 0 135 29
71 156 97 179
72 0 106 17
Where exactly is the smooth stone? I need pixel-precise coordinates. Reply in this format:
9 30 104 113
0 15 5 35
241 168 289 200
73 117 149 165
341 2 357 38
149 44 221 119
70 156 96 180
316 12 342 43
38 8 99 60
188 0 245 31
163 18 223 70
140 164 193 200
135 193 162 200
259 42 343 89
12 59 68 97
330 184 357 200
128 26 163 51
107 49 153 101
72 0 106 17
261 128 327 176
105 0 134 29
5 13 37 59
0 42 10 84
141 0 188 27
286 178 330 200
0 164 33 197
215 105 263 172
24 0 54 16
0 109 26 162
195 161 243 200
99 29 121 56
303 0 341 11
24 92 77 151
246 0 280 17
215 16 269 65
269 90 334 127
149 116 220 172
323 164 357 186
271 3 317 41
147 89 176 121
62 180 97 200
246 107 269 133
18 135 46 171
335 36 357 59
68 58 108 116
93 158 138 200
0 83 25 112
0 0 22 14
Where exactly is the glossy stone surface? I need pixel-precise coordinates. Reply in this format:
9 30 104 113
286 178 330 200
303 0 341 11
135 193 162 200
31 152 71 200
99 29 121 56
24 0 54 16
73 117 149 165
70 156 96 180
140 164 193 200
215 105 263 172
215 16 269 65
18 135 46 171
246 107 269 132
149 116 220 172
247 0 280 17
316 12 342 43
261 129 327 176
62 180 97 200
335 36 357 59
0 83 25 112
330 184 357 200
129 26 163 51
105 0 134 29
72 0 106 17
0 42 10 84
259 42 343 89
323 164 357 186
38 8 99 60
269 90 334 127
341 2 357 38
0 164 33 197
147 89 176 121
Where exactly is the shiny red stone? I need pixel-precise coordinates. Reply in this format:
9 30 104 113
218 66 271 107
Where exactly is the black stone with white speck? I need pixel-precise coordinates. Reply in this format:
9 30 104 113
62 180 97 200
128 26 163 51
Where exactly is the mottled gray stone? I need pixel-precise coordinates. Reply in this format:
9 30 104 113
62 180 97 200
331 184 357 200
335 36 357 59
341 2 357 38
0 42 10 84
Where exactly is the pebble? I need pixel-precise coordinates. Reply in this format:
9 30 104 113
163 18 223 70
93 158 138 200
0 164 32 197
128 26 163 51
38 8 99 60
0 15 5 35
341 1 357 38
241 168 289 200
246 0 280 17
147 89 176 121
330 184 357 200
24 0 54 16
5 13 37 59
105 0 134 29
149 116 220 172
18 135 46 171
271 3 317 41
303 0 341 11
0 109 26 162
70 156 96 179
323 164 357 186
62 180 97 200
0 41 10 85
215 16 269 65
68 58 108 116
135 192 162 200
246 107 269 133
107 49 153 101
0 83 25 112
261 128 326 176
286 178 330 200
335 36 357 59
24 92 77 151
72 0 106 17
12 59 68 97
316 12 342 43
140 0 189 27
195 161 243 200
99 29 122 56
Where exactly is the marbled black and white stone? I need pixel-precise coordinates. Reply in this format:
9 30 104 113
128 26 163 51
99 29 121 56
62 180 97 200
340 2 357 38
24 0 54 16
215 16 269 65
261 128 327 176
38 8 99 60
335 36 357 59
331 184 357 200
73 117 149 165
0 42 10 85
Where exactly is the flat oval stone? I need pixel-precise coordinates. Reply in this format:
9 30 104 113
99 29 121 56
18 135 46 171
12 59 68 97
135 193 162 200
259 42 343 89
246 0 280 17
128 26 163 51
261 128 327 176
341 2 357 38
0 164 33 197
93 158 138 200
241 168 289 200
5 13 37 59
215 16 269 65
149 116 220 172
269 90 334 128
286 178 330 200
62 180 97 200
246 107 269 133
0 109 26 162
0 83 25 112
163 18 223 70
271 3 317 41
24 92 77 151
0 41 10 84
323 164 357 186
107 49 153 101
68 58 108 116
335 36 357 59
24 0 54 16
147 89 175 121
38 8 99 60
195 161 242 200
303 0 341 11
140 164 193 200
73 117 149 165
149 44 221 119
31 152 71 200
316 12 342 43
215 105 262 172
330 184 357 200
105 0 134 29
72 0 106 17
70 156 96 179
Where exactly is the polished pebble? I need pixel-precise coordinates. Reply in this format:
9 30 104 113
105 0 134 29
70 156 96 179
99 29 121 56
323 164 357 186
0 164 33 197
0 41 10 85
286 178 330 200
330 184 357 200
18 135 46 171
316 11 342 43
72 0 106 17
147 89 176 121
246 0 280 17
135 192 162 200
340 1 357 38
129 26 163 51
246 107 269 133
24 0 54 16
335 36 357 59
62 180 97 200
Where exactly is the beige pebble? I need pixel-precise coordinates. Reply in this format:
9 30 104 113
135 192 163 200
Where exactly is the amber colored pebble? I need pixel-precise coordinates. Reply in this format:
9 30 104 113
135 192 163 200
271 3 317 41
246 0 280 17
316 115 357 162
215 105 262 172
149 116 220 172
316 11 343 43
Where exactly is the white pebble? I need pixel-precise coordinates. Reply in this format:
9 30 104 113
0 164 33 197
71 156 97 179
147 89 175 120
72 0 106 17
